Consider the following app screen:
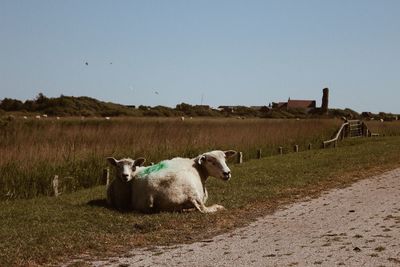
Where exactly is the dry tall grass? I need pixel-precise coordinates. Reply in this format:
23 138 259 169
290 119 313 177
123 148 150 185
366 120 400 136
0 117 341 199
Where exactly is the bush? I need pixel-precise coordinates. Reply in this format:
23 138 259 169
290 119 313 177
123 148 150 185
0 98 24 111
330 108 360 119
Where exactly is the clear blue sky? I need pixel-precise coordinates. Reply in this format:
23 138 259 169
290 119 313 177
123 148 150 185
1 0 399 113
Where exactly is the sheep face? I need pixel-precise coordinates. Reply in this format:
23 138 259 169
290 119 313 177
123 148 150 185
107 157 146 182
198 150 237 181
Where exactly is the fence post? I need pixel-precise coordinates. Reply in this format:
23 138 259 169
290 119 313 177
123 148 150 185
294 145 299 153
237 152 243 164
53 175 60 197
308 143 312 150
103 168 110 187
278 147 283 155
257 149 262 159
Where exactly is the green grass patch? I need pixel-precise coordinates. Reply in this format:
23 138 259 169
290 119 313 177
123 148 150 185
1 137 400 266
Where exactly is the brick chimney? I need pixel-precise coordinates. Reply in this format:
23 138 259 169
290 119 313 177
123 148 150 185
321 88 329 114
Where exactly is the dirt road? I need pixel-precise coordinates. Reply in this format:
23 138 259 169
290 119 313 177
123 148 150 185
91 169 400 267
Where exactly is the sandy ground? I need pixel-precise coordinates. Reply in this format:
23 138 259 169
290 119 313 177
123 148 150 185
88 169 400 267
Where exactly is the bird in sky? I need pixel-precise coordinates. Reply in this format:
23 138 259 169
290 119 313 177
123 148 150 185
155 91 159 95
85 62 88 66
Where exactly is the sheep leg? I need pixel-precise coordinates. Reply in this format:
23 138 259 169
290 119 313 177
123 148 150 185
191 199 225 213
208 204 225 212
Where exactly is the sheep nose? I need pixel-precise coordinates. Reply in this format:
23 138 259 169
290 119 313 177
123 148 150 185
122 174 129 181
223 171 231 178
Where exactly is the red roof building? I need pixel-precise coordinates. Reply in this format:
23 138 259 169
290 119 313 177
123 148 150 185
273 99 317 113
287 100 316 110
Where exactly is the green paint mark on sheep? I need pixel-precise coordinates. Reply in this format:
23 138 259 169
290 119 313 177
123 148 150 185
139 161 168 177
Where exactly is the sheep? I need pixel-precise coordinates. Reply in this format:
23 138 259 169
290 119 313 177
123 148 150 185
131 150 237 213
106 157 146 211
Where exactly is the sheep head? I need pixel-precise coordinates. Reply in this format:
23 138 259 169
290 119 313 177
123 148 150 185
197 150 237 181
107 157 146 182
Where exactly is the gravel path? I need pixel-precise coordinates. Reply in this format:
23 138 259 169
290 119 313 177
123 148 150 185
92 169 400 267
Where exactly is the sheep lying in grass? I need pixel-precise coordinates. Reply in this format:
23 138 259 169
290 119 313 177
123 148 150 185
131 150 237 213
106 157 145 211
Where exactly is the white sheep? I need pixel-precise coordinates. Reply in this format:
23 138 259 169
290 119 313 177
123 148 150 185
131 150 237 213
106 157 146 211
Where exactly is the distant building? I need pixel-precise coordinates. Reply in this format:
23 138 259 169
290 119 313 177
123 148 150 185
272 102 288 109
272 99 316 112
271 88 328 114
250 106 270 112
219 88 329 115
321 88 329 114
287 99 316 111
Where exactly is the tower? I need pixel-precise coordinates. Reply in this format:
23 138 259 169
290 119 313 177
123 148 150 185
321 88 329 114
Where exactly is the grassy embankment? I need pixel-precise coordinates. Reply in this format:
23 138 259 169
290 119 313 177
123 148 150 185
1 136 400 266
0 118 341 200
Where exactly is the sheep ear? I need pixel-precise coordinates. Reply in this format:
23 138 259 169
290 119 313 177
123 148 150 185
134 157 146 167
197 155 206 165
107 157 118 166
224 150 237 158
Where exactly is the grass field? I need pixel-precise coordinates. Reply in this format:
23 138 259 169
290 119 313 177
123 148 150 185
1 117 399 200
1 136 400 266
1 117 343 200
365 120 400 136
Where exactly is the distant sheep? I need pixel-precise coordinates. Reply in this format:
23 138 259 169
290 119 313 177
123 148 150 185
106 157 146 211
131 150 237 213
